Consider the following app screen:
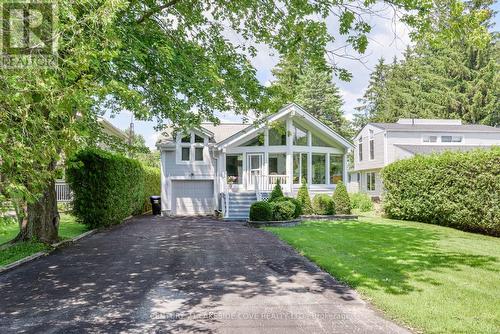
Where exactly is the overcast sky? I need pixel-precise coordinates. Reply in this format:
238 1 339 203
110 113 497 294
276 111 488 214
106 3 499 149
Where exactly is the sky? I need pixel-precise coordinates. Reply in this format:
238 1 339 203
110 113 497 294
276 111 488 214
106 3 500 149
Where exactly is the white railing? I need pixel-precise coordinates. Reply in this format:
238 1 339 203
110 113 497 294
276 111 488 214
253 174 290 192
253 174 261 201
55 180 72 202
222 172 229 218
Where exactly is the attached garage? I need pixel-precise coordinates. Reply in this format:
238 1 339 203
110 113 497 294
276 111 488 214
171 180 214 215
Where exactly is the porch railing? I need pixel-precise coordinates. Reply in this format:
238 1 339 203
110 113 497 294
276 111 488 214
55 179 72 202
253 174 290 192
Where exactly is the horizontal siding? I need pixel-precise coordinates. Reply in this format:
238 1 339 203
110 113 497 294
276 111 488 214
162 150 215 177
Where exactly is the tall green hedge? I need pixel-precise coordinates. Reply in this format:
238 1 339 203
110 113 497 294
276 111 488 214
67 148 160 229
382 148 500 236
142 166 161 212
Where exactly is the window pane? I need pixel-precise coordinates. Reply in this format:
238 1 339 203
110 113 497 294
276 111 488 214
371 173 376 190
312 134 329 147
226 155 243 184
268 122 287 146
181 147 190 161
330 155 343 184
194 134 204 143
423 135 437 143
301 153 308 183
452 136 462 142
293 153 300 184
194 147 203 161
370 140 374 159
292 123 308 146
312 154 326 184
358 142 363 161
242 133 264 146
269 153 286 175
366 173 371 190
441 136 452 142
181 134 191 143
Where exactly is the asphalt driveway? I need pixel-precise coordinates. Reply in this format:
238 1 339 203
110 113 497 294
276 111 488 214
0 216 410 333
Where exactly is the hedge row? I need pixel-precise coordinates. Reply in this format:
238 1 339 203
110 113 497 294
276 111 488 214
381 148 500 236
67 148 161 229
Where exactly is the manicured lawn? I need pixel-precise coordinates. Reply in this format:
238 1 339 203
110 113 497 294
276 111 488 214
266 215 500 334
0 213 87 267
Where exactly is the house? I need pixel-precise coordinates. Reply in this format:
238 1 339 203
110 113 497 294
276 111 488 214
349 118 500 197
156 103 353 219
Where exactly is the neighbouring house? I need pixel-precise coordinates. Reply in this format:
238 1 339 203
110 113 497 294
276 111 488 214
349 118 500 197
156 103 353 219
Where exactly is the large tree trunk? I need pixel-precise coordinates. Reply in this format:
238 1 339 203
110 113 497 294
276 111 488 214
14 179 60 244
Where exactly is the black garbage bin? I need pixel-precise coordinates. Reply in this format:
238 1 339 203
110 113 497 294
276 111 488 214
150 196 161 215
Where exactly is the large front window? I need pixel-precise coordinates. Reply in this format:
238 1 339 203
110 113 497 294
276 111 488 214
330 155 343 184
292 122 308 146
268 153 286 175
312 154 326 184
268 121 287 146
293 153 309 184
226 154 243 184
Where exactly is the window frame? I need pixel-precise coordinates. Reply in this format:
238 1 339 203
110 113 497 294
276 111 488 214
176 131 208 164
358 137 363 162
366 172 376 191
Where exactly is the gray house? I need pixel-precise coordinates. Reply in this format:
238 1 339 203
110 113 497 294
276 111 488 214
156 104 353 219
350 118 500 197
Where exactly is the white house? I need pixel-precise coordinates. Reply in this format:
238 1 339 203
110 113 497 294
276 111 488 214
156 103 353 219
350 118 500 197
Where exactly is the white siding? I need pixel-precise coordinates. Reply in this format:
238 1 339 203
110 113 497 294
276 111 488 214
353 125 385 171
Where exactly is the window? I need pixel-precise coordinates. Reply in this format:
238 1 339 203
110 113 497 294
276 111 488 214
367 172 376 191
268 153 286 175
312 133 329 147
312 154 326 184
423 135 437 143
292 122 308 146
194 147 204 161
293 153 309 184
242 133 264 146
330 155 343 184
441 135 462 143
369 139 374 160
358 138 363 161
268 121 287 146
181 147 190 161
181 134 191 143
226 154 243 184
194 134 204 143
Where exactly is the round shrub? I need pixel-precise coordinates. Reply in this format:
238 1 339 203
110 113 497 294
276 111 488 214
249 201 273 221
276 197 303 218
272 200 296 221
350 192 373 212
333 181 351 214
268 179 284 202
313 194 335 215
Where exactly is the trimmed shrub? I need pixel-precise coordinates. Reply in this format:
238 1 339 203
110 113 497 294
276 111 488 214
268 179 284 202
382 148 500 236
350 192 373 212
276 196 303 218
333 181 351 214
249 201 273 221
67 148 145 229
272 200 296 221
142 166 161 212
313 194 335 215
296 180 314 214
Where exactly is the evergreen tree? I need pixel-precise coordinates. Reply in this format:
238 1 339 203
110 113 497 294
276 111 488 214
296 179 314 215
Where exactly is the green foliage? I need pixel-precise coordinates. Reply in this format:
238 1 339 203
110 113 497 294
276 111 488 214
67 148 145 229
142 166 161 212
268 180 284 202
275 197 303 218
333 181 351 214
249 201 273 221
296 181 314 214
350 193 374 212
382 148 500 236
313 194 335 215
271 201 296 221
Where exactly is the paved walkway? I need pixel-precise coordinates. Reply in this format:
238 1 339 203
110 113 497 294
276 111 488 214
0 216 410 333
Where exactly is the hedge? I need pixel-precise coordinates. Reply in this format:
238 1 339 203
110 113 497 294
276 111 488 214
350 192 373 212
67 148 160 229
275 197 303 218
382 148 500 236
142 166 161 212
312 194 335 215
249 201 273 221
271 200 296 221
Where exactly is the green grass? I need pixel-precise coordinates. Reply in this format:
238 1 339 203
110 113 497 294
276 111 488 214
0 213 87 267
266 215 500 334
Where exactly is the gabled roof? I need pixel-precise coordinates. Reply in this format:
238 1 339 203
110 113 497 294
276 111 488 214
395 144 490 155
370 123 500 133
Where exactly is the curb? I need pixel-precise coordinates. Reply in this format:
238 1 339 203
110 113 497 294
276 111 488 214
0 229 97 275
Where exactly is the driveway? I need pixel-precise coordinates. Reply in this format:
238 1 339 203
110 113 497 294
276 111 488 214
0 216 410 333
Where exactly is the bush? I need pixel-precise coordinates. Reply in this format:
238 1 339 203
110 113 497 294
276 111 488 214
350 192 373 212
275 197 303 218
296 180 314 214
249 201 273 221
333 181 351 214
313 194 335 215
67 148 145 229
272 200 296 221
142 166 161 212
382 148 500 236
268 179 284 202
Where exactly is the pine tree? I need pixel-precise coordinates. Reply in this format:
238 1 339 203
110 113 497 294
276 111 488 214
296 179 314 215
333 181 351 214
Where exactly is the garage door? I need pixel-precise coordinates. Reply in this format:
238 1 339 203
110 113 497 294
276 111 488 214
171 180 214 215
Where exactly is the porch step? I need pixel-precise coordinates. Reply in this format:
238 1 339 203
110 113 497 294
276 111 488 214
225 192 257 221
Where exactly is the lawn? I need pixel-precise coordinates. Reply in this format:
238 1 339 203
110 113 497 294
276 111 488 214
0 213 87 267
266 215 500 334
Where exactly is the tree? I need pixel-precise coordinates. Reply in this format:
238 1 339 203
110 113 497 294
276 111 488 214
296 180 314 215
333 181 351 214
1 0 435 243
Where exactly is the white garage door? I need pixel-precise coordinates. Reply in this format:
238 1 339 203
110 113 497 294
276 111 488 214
171 180 214 215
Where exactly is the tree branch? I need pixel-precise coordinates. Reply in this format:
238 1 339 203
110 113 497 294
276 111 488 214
136 0 183 24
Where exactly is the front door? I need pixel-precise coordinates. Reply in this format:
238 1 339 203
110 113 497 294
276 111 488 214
246 153 263 190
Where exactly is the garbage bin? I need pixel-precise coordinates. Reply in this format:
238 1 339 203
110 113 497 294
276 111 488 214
150 196 161 215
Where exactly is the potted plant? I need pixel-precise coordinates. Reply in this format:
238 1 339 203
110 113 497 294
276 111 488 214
227 176 237 191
